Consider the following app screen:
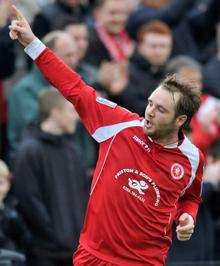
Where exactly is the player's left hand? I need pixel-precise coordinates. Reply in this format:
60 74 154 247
176 213 194 241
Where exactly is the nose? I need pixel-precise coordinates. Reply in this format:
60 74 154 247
145 104 155 118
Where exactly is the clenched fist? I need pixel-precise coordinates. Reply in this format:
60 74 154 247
176 213 194 241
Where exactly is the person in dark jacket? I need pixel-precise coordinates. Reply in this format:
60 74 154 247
168 139 220 263
0 0 16 160
12 89 90 266
127 0 199 60
109 20 172 116
32 0 89 40
202 24 220 99
188 0 220 62
0 160 29 266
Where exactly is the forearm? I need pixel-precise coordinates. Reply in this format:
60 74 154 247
25 38 88 105
176 151 204 223
176 199 199 223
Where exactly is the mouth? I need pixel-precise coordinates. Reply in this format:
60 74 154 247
145 119 153 129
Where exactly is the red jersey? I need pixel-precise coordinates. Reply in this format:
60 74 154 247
27 44 204 266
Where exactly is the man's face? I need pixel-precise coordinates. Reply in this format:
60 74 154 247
144 86 181 141
54 35 79 69
96 0 129 35
65 24 88 60
138 33 172 66
55 100 79 134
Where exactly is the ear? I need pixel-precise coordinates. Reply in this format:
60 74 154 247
176 115 187 128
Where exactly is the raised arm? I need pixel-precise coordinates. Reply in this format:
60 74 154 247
9 5 86 105
9 5 139 139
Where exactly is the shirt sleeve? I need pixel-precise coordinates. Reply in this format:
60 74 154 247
176 150 204 223
25 39 139 139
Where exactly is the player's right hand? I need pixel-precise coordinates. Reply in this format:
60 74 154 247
9 5 36 47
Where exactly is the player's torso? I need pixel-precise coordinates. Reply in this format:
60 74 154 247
82 125 196 263
91 125 192 211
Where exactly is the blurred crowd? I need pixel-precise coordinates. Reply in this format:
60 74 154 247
0 0 220 265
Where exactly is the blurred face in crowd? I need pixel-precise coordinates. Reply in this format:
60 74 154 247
144 86 186 143
178 67 202 94
0 171 10 203
96 0 130 35
52 100 79 134
59 0 80 8
138 32 172 66
65 23 89 60
54 34 79 69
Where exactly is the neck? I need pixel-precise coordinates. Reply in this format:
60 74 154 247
153 132 179 147
41 119 63 135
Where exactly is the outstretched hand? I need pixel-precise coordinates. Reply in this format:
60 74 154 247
9 5 36 47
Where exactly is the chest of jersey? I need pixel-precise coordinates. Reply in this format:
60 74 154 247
93 126 192 211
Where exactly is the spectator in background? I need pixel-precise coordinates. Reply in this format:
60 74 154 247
13 89 90 266
188 0 220 62
0 0 16 160
108 20 172 116
16 0 60 24
85 0 134 68
57 16 98 85
205 139 220 260
166 56 220 262
127 0 172 38
168 139 220 263
127 0 199 59
0 160 29 265
7 31 96 170
203 22 220 99
166 55 220 158
32 0 89 39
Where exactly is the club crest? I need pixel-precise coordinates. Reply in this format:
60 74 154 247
171 163 184 180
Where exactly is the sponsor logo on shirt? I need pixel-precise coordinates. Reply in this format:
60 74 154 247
171 163 184 180
115 168 160 206
96 97 117 108
128 178 148 195
132 135 151 152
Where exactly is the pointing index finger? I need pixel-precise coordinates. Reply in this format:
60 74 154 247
11 5 25 21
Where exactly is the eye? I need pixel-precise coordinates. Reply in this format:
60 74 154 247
147 99 153 106
158 106 166 113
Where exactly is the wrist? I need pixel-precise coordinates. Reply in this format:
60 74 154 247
24 38 46 60
22 34 37 47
